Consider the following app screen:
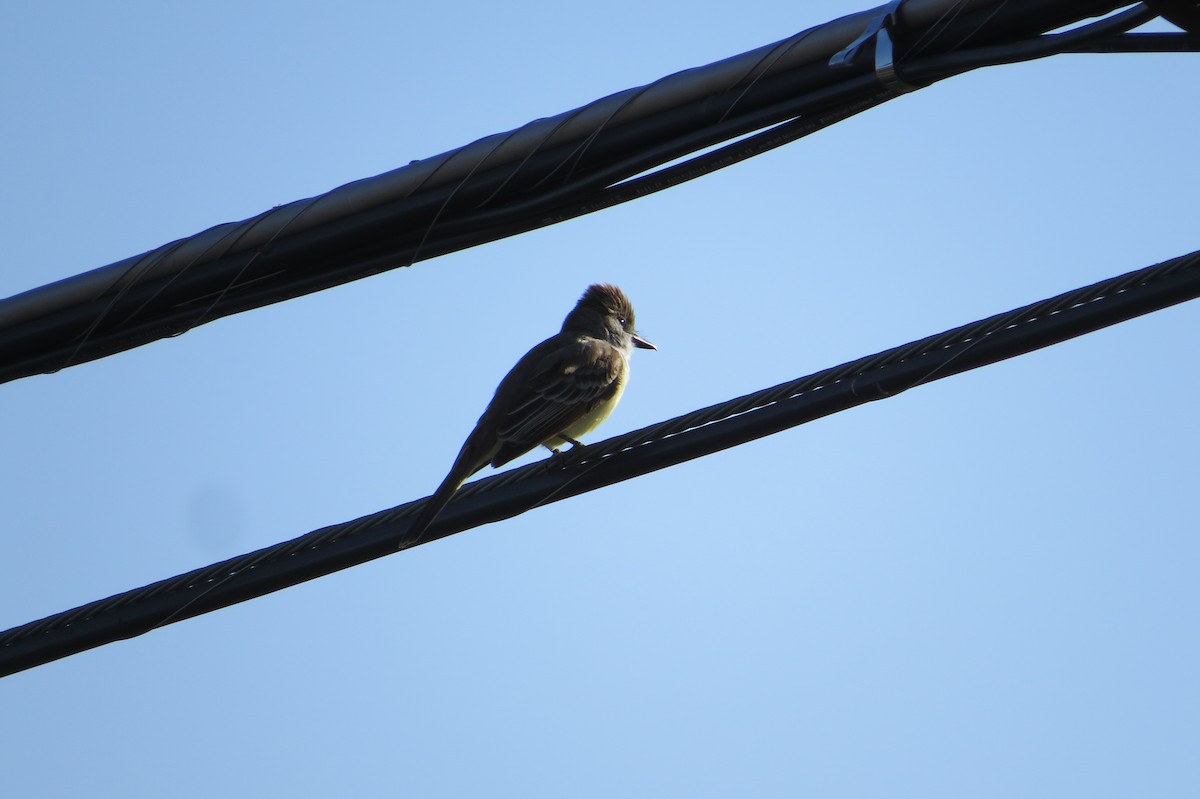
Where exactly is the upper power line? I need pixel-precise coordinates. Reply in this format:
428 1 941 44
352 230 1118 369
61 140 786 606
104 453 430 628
0 1 1183 386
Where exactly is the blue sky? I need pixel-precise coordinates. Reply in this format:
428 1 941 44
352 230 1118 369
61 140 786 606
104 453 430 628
2 2 1197 796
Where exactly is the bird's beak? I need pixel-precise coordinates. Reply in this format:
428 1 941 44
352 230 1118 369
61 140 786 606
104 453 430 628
632 332 657 350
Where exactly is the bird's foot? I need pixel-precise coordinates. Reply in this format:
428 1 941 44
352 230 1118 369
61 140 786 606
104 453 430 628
544 437 585 470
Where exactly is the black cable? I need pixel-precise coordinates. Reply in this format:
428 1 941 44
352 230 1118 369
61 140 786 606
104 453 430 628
903 4 1157 81
27 2 1162 361
1066 32 1200 51
1144 0 1200 30
327 3 1164 270
445 4 1166 244
0 0 1151 386
3 246 1197 679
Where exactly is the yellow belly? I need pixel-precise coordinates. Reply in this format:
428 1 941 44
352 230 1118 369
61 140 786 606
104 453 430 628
547 362 628 446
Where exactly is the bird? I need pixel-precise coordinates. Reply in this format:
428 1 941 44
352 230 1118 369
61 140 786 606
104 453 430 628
403 283 656 547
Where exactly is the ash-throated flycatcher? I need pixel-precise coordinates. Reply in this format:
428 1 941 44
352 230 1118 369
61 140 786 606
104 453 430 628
404 283 655 546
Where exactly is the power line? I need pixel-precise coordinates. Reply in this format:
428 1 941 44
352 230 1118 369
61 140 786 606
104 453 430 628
3 246 1197 678
0 1 1181 386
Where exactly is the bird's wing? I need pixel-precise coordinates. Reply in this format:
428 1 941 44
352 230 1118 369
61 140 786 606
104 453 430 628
490 337 622 466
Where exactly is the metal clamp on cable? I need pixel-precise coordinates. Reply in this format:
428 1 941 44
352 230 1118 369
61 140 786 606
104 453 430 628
829 0 916 93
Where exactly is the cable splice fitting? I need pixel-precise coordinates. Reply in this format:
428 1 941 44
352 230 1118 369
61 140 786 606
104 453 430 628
829 0 916 94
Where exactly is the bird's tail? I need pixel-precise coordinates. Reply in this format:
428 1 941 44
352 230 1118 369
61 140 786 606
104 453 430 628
401 440 488 550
